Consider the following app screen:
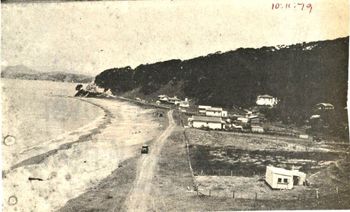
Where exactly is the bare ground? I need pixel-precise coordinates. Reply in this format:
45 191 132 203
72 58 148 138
123 110 176 212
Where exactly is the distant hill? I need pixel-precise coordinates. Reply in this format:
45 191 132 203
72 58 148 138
95 37 349 132
1 65 93 83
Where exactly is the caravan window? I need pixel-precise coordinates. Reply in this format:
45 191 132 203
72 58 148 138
278 178 282 183
284 178 288 183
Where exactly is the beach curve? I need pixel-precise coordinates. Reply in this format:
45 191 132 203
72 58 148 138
2 97 164 212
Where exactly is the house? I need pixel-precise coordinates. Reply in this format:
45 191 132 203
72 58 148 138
205 107 228 117
248 115 260 125
168 96 181 105
198 105 212 114
237 117 249 124
315 103 334 111
256 94 278 107
251 125 264 133
265 166 306 190
188 116 224 130
158 95 169 102
179 98 189 108
231 123 243 131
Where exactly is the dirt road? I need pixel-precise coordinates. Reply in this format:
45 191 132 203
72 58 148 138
123 110 175 212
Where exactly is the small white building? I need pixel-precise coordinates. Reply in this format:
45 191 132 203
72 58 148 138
265 166 306 190
188 116 224 130
256 94 278 107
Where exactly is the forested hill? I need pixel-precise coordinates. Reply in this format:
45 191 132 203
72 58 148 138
95 37 349 123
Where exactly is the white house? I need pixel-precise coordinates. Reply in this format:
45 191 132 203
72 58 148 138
251 125 264 133
265 166 306 190
315 103 334 110
188 116 224 130
256 94 278 107
198 105 212 114
179 98 190 108
205 107 228 117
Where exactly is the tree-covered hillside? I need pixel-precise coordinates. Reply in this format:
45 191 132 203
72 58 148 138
95 37 349 129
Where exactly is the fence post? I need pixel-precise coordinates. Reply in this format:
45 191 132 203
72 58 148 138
254 192 258 209
315 189 319 199
232 191 235 199
209 189 211 197
336 187 339 194
231 170 233 176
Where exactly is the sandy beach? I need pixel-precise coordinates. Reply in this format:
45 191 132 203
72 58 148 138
2 97 165 212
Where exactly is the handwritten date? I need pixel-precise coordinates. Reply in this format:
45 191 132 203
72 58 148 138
272 3 313 14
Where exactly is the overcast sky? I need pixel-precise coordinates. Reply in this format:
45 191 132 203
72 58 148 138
1 0 349 75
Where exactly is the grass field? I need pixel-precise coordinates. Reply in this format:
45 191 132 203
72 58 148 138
145 109 349 210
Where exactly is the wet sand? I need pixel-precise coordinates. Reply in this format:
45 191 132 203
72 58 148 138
2 97 163 212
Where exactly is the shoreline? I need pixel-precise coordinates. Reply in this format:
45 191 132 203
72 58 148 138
3 96 166 211
3 96 108 171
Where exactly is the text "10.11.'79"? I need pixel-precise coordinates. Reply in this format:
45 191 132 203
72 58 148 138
272 3 313 14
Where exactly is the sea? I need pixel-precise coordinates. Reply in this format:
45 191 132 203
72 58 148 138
1 78 103 154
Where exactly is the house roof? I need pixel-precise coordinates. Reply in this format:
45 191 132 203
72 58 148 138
316 103 334 108
192 115 223 123
310 114 321 119
169 96 181 101
258 94 274 99
206 107 223 112
198 105 212 109
267 166 305 177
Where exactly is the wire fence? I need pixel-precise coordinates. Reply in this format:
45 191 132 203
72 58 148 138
193 184 348 201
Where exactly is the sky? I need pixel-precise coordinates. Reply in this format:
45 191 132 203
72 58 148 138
1 0 349 75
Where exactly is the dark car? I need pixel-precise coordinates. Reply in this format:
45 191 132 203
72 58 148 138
141 145 149 154
313 136 322 142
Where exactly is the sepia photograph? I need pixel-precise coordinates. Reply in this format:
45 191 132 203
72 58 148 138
1 0 349 211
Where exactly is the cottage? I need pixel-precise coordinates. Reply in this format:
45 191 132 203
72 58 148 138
179 101 189 108
256 94 278 107
251 125 264 133
158 95 169 102
265 166 306 190
315 103 334 111
188 116 224 130
179 98 190 108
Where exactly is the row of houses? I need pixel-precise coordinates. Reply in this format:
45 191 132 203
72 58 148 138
157 95 189 108
188 105 227 130
188 105 265 132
